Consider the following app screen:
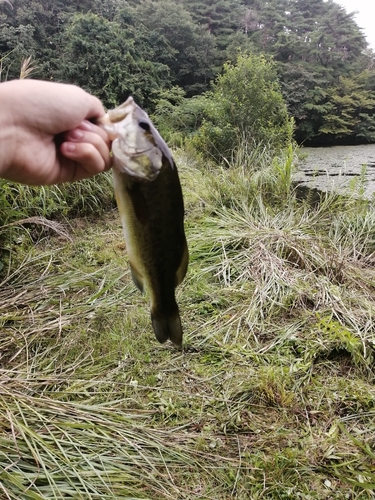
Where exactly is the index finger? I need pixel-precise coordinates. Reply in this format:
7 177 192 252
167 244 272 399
83 93 106 121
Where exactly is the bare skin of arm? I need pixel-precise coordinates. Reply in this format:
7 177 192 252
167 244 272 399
0 79 111 185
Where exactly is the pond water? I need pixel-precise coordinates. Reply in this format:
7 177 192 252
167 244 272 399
294 144 375 199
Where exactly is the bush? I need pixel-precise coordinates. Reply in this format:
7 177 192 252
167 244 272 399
191 53 294 162
152 86 211 147
153 54 294 163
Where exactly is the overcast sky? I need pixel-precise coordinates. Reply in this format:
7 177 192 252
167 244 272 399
337 0 375 49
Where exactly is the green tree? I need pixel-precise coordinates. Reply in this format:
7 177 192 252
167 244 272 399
56 12 170 109
232 0 372 144
240 0 367 69
318 74 375 143
192 53 294 160
0 0 37 79
176 0 243 54
1 0 375 145
135 0 218 95
0 0 94 80
279 62 333 142
152 86 211 146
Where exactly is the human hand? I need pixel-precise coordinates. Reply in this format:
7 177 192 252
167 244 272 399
0 79 112 185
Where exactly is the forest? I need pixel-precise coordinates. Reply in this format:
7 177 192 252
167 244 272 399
1 0 375 145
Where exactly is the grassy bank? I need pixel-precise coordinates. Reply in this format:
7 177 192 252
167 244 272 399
1 147 375 499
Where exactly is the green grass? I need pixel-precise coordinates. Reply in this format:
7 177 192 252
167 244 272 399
1 146 375 498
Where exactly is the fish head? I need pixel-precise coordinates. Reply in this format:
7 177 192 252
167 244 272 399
98 96 173 181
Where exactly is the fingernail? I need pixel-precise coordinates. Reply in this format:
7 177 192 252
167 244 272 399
70 129 84 140
79 120 93 131
64 143 76 153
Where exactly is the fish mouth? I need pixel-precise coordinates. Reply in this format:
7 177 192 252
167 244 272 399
125 146 154 157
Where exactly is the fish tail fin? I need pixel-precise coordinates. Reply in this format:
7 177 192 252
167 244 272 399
151 308 183 347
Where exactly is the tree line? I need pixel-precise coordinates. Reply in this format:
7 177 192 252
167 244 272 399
0 0 374 146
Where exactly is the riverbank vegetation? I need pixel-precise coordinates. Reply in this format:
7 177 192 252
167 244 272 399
1 0 375 498
1 143 375 497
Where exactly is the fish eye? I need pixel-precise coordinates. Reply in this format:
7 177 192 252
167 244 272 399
139 121 151 132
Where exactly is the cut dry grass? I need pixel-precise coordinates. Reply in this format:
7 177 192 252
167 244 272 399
1 146 375 498
1 392 244 499
0 251 132 369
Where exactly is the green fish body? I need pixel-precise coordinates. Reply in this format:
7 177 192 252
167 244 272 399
99 97 188 346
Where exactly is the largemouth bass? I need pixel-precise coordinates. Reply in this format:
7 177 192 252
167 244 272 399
98 97 188 346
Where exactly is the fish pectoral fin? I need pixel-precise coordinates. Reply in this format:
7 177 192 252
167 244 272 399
175 241 189 287
129 262 145 292
151 309 183 347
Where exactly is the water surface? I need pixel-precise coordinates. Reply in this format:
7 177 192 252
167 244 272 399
295 144 375 199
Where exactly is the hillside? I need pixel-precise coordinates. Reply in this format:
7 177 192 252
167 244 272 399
1 0 375 144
